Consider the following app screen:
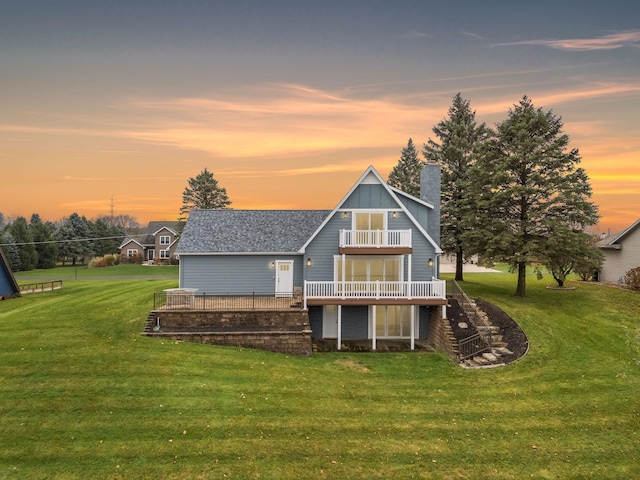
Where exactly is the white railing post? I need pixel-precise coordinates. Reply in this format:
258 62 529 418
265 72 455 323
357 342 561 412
303 280 308 310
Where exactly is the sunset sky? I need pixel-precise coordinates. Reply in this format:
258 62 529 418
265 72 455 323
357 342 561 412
1 0 639 233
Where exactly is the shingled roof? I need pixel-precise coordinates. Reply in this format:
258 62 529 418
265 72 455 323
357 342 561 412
598 218 640 250
119 221 180 248
176 210 332 254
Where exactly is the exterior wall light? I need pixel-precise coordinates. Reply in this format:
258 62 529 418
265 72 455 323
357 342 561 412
428 258 434 267
270 261 275 269
392 211 397 219
306 258 313 267
342 211 349 219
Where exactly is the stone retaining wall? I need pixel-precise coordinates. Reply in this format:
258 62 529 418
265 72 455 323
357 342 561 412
424 305 457 358
142 310 312 356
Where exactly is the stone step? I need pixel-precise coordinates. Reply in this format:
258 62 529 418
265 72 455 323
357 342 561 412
482 352 499 362
493 346 514 356
477 325 501 334
472 355 491 365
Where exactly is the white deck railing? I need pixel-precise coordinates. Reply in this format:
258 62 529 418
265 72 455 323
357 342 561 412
339 229 412 248
304 279 446 305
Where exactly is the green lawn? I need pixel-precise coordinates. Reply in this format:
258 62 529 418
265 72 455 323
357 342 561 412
13 263 179 279
0 274 638 479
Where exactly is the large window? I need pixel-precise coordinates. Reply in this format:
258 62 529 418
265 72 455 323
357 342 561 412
374 305 413 338
336 256 401 282
159 235 171 245
353 212 386 245
355 212 385 231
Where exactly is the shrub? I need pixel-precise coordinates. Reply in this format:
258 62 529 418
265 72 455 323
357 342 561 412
104 253 119 266
89 256 105 268
119 253 143 265
623 266 640 291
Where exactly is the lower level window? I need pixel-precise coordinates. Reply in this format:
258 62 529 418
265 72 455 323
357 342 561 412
375 305 413 338
159 249 170 259
127 249 138 257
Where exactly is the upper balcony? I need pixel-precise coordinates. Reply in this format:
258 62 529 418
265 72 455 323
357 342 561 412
339 229 412 254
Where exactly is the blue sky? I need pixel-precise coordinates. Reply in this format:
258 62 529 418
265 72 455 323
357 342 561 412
1 0 639 231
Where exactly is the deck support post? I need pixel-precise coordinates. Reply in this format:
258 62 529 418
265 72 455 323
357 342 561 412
410 305 415 350
372 304 377 351
337 305 342 351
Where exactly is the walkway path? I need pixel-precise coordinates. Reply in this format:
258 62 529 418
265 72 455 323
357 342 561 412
440 264 502 273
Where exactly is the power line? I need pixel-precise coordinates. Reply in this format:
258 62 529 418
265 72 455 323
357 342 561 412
0 234 148 247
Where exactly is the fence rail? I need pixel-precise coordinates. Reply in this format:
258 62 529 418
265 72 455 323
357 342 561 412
19 280 63 294
449 279 492 360
154 291 303 311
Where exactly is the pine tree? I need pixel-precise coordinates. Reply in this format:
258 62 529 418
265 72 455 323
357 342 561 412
0 232 21 272
56 213 93 266
180 168 232 221
476 96 599 296
423 94 489 281
9 216 38 271
387 138 424 197
30 214 58 269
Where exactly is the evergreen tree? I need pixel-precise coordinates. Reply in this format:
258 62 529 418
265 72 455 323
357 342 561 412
423 94 489 281
8 216 37 271
91 218 124 257
56 213 93 266
0 232 21 272
30 214 58 269
476 96 599 296
180 168 232 221
387 138 424 197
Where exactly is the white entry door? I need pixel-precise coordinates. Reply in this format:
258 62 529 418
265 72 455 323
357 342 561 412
323 305 338 338
275 260 294 297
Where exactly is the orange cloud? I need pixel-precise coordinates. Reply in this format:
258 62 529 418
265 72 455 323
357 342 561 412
494 31 640 51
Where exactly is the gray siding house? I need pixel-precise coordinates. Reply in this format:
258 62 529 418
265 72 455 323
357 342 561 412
598 218 640 283
175 165 446 350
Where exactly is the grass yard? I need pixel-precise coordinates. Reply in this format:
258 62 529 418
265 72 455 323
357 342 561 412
0 273 638 479
13 264 179 279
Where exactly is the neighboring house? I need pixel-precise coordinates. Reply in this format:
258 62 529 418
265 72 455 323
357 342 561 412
119 221 180 263
175 165 446 350
0 247 20 299
598 218 640 283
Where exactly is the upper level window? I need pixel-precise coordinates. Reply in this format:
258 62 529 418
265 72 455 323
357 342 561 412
352 212 386 245
354 212 385 231
159 235 171 245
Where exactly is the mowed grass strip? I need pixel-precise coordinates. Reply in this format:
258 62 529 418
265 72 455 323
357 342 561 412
14 264 179 279
0 274 638 479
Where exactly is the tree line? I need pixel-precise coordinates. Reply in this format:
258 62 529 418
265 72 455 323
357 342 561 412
388 94 603 297
0 213 140 271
